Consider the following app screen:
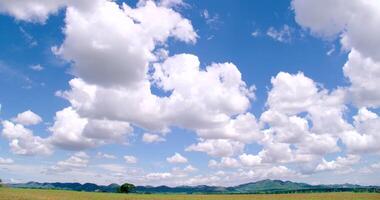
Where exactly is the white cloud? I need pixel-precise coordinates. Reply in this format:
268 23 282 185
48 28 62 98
12 110 42 126
29 64 44 71
55 0 196 88
124 155 137 164
158 0 186 8
49 107 95 150
0 157 14 164
45 0 255 155
142 133 165 143
292 0 380 109
315 154 360 172
183 165 197 173
266 72 319 115
171 165 198 176
251 30 260 37
196 112 261 143
166 153 188 164
0 0 66 23
48 106 133 150
186 139 244 157
48 152 89 173
60 53 254 135
292 0 380 62
153 54 254 129
145 172 172 180
257 72 350 166
341 108 380 154
96 152 116 159
343 49 380 108
266 25 292 43
83 119 132 141
1 120 52 156
201 9 220 28
208 157 240 169
239 153 262 166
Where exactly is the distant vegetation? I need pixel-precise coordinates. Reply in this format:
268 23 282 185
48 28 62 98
8 179 380 194
1 188 380 200
118 183 135 193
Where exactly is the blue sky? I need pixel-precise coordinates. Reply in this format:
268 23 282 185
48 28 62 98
0 0 380 186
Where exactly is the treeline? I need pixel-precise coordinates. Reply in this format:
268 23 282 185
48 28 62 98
232 188 380 194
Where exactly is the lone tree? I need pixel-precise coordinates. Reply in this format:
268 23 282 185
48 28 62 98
0 178 2 187
118 183 135 193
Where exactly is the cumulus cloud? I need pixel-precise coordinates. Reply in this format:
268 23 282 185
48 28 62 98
59 49 254 140
266 72 319 115
1 0 379 185
142 133 165 143
12 110 42 126
55 0 196 88
48 151 89 173
0 0 66 23
292 0 380 61
1 120 52 156
96 152 116 159
195 112 261 143
315 154 360 172
343 49 380 108
292 0 380 108
0 0 93 23
124 155 138 164
49 107 95 150
41 0 256 154
186 139 244 157
239 153 262 166
158 0 186 8
341 108 380 154
83 119 132 141
166 153 188 164
208 157 240 169
0 157 14 164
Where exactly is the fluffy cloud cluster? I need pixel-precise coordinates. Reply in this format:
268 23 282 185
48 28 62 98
0 157 13 164
291 0 380 163
49 107 133 150
124 155 138 164
1 0 257 158
1 120 52 156
48 151 89 173
0 0 67 23
0 0 379 186
51 0 256 156
292 0 380 108
186 139 244 157
142 133 165 143
166 153 188 164
11 110 42 126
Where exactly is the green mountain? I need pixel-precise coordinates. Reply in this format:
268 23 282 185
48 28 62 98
231 179 312 193
8 179 380 194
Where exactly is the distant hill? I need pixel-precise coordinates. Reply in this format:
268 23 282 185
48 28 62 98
8 179 380 194
231 179 312 193
10 182 120 193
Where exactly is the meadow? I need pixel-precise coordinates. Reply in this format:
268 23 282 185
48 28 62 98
1 188 380 200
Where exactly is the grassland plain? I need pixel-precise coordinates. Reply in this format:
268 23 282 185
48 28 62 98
1 188 380 200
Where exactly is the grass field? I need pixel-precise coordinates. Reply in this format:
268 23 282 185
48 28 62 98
1 188 379 200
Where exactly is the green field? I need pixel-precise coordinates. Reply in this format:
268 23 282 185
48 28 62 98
1 188 380 200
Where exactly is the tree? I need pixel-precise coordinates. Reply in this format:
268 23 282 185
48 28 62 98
0 178 2 187
118 183 135 193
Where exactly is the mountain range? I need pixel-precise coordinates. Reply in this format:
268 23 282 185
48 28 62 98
8 179 380 194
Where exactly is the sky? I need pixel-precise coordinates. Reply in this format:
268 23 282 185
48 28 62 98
0 0 380 186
